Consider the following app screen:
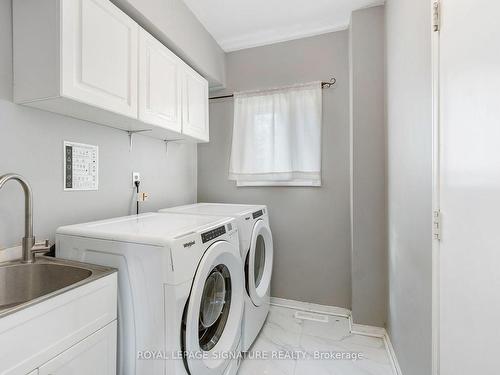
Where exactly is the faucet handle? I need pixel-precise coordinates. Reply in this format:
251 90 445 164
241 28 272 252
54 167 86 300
32 239 51 254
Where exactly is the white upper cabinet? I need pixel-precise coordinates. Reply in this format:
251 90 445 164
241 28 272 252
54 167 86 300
182 65 210 142
138 29 182 133
13 0 209 143
60 0 138 117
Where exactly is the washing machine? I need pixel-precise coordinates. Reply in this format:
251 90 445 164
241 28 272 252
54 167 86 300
56 212 244 375
159 203 273 351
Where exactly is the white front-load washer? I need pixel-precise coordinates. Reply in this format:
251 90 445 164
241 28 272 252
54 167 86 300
56 212 244 375
159 203 273 351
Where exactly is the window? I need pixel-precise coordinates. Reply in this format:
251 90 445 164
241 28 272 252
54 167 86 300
229 82 322 186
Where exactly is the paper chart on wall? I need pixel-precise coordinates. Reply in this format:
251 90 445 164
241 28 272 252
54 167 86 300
63 141 98 191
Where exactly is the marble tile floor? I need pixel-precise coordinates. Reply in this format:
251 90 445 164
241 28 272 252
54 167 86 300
239 305 394 375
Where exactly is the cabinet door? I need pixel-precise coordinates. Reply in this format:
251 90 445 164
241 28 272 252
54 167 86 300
60 0 138 118
182 67 209 142
38 321 117 375
138 29 182 132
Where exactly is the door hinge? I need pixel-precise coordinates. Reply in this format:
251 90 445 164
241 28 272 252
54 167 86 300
433 210 441 240
433 1 440 32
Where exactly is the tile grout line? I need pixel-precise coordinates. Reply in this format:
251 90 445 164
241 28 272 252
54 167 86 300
293 314 307 375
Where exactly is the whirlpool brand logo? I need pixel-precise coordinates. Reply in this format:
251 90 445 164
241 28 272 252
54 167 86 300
183 241 196 248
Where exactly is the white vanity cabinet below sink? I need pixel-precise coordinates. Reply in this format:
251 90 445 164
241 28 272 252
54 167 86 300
37 321 116 375
0 263 117 375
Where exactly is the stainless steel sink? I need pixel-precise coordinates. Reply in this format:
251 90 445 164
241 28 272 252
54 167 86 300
0 256 116 318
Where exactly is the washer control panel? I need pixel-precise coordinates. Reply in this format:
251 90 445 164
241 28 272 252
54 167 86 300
252 209 264 219
201 225 227 243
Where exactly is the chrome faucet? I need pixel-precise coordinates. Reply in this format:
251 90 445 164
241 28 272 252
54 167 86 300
0 173 50 263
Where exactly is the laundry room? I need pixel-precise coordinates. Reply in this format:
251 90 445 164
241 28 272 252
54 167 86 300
1 0 499 375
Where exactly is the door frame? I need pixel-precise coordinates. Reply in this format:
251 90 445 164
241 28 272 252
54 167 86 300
431 1 441 374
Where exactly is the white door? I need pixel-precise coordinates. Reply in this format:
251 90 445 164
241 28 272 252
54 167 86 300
60 0 138 117
39 321 117 375
247 220 273 306
438 1 500 374
138 29 182 132
184 241 243 375
182 66 209 141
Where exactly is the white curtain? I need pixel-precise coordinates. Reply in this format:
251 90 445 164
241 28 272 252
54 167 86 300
228 81 322 186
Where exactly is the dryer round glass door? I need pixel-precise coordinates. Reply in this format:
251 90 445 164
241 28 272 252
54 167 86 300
247 220 273 307
184 241 244 375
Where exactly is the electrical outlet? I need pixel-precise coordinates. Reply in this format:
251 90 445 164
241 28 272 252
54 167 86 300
132 172 141 186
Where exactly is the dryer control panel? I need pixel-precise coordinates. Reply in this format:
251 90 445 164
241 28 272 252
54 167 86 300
201 225 227 243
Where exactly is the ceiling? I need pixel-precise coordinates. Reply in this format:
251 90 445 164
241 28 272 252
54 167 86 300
183 0 384 52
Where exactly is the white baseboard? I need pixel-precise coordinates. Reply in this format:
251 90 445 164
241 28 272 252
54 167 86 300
350 322 386 337
270 297 402 375
351 323 402 375
270 297 351 318
383 329 403 375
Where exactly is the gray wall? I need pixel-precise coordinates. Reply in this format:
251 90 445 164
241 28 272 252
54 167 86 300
349 6 387 327
112 0 226 87
385 0 432 374
198 32 352 308
0 0 197 250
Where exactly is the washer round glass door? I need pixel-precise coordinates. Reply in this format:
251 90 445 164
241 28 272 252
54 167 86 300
198 265 230 351
247 220 273 307
184 241 244 375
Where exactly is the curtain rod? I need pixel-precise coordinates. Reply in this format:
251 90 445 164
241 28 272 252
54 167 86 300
209 77 337 100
